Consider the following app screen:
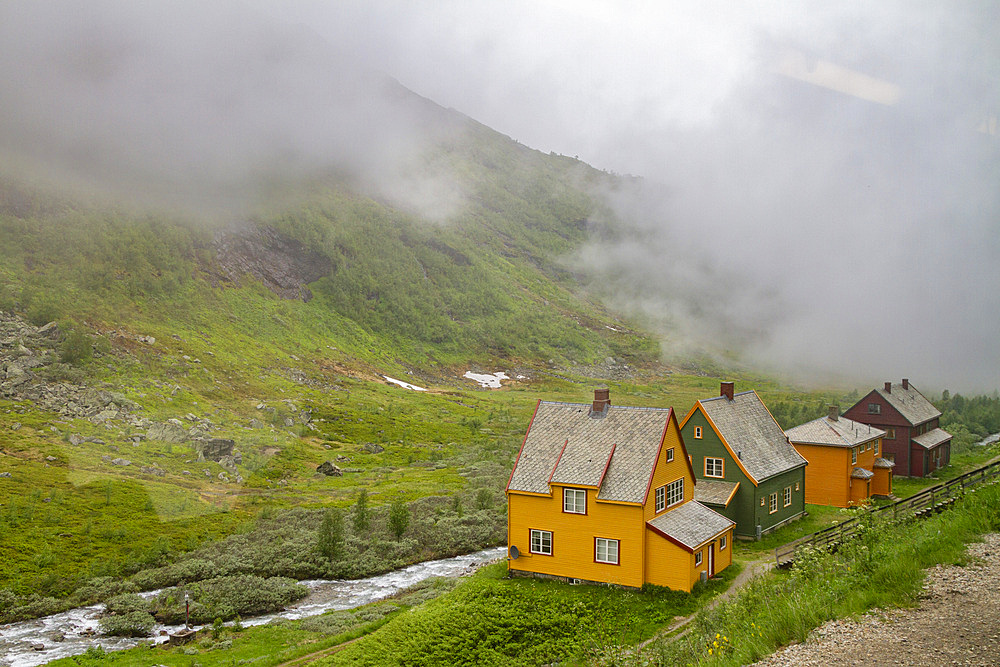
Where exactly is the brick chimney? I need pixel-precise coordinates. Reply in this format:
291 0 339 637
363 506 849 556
884 381 892 393
591 388 611 416
720 382 734 401
902 378 909 390
828 405 839 421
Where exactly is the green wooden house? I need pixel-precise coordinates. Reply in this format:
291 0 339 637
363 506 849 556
679 382 807 539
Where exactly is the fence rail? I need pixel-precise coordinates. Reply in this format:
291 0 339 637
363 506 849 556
775 458 1000 567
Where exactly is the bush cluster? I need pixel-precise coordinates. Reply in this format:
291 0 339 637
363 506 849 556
150 575 307 625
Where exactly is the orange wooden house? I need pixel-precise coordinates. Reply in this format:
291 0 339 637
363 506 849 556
506 389 734 592
785 406 892 507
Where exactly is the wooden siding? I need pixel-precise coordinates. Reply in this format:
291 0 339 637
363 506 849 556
642 419 694 523
645 527 733 591
508 488 646 587
793 443 850 506
792 437 882 508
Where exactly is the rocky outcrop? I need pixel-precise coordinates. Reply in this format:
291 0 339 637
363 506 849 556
206 224 332 301
195 438 235 462
316 461 343 476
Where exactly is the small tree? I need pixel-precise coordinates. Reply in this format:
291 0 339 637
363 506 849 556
317 508 344 560
353 489 370 533
388 498 409 541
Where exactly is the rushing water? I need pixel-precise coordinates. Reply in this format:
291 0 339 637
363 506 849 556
0 547 505 667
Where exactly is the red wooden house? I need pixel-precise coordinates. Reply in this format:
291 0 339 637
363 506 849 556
843 379 951 478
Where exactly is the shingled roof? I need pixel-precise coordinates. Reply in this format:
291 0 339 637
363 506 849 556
912 427 951 449
507 399 674 504
876 381 941 425
698 390 807 483
785 414 885 448
647 500 735 552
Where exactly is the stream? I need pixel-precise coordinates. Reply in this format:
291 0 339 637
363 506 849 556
0 546 506 667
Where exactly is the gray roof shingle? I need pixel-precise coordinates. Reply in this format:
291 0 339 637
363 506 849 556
693 479 740 506
873 457 895 469
647 500 735 551
785 416 885 448
507 401 673 503
876 383 941 425
912 427 952 449
851 467 874 480
699 391 807 483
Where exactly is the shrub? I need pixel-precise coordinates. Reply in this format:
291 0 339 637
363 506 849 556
99 610 155 637
60 326 92 364
151 575 308 624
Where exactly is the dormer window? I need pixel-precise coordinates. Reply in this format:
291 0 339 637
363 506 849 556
563 488 586 514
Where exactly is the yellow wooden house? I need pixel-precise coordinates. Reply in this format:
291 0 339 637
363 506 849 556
785 406 892 507
506 389 735 591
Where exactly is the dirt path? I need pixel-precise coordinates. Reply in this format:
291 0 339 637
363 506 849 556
638 556 774 648
752 533 1000 666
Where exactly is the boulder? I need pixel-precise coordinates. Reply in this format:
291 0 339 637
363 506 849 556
147 421 189 443
111 458 131 466
316 461 343 476
361 443 385 454
195 438 235 462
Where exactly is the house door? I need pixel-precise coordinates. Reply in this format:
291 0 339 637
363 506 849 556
708 545 715 577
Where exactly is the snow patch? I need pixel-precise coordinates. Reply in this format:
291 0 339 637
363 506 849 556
464 371 509 389
382 376 427 391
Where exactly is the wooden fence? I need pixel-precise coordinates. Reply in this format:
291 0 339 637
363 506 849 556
775 458 1000 567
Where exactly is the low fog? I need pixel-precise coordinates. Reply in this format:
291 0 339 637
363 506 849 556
1 2 997 392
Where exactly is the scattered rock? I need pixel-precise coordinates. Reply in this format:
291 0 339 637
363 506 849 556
45 455 57 462
69 433 84 445
0 472 11 478
140 466 166 477
249 418 264 429
316 461 343 476
111 458 131 466
37 321 59 337
362 443 385 454
10 422 20 430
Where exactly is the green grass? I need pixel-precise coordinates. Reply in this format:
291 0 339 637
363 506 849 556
640 478 1000 666
316 561 739 667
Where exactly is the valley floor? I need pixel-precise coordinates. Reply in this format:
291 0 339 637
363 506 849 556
753 532 1000 666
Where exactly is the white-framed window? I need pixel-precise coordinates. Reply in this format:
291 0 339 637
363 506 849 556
719 534 727 551
795 482 800 491
666 478 684 507
655 485 666 512
769 492 778 514
563 488 586 514
705 457 724 478
868 402 881 414
852 447 857 464
874 440 880 455
783 486 791 507
694 426 703 439
595 537 619 564
695 550 703 566
666 447 674 462
530 529 552 555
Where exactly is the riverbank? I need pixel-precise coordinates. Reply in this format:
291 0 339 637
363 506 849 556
1 547 504 667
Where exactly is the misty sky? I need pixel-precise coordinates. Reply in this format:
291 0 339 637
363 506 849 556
1 1 998 392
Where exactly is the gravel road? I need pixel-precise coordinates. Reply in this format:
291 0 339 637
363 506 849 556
753 533 1000 666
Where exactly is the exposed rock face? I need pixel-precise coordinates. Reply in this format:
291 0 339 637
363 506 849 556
316 461 343 476
207 224 332 301
195 438 235 462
